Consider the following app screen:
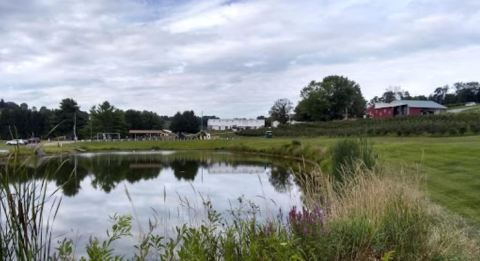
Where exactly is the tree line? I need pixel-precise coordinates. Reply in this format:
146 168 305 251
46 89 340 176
370 82 480 105
267 76 480 125
0 99 217 140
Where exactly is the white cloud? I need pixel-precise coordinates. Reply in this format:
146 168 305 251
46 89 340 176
1 0 480 117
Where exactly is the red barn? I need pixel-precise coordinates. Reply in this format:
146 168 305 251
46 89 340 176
367 100 446 119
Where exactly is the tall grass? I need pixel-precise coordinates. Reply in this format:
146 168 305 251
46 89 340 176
0 150 63 260
330 138 377 182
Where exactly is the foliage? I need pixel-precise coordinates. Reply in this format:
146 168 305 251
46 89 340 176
169 111 200 133
370 82 480 107
89 101 126 135
295 76 366 121
0 152 62 260
0 101 52 139
124 110 165 131
330 138 377 181
54 99 89 139
369 86 427 104
238 112 480 137
269 98 293 124
430 82 480 105
0 98 188 140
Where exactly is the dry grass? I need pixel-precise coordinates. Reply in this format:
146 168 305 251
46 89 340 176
297 164 480 260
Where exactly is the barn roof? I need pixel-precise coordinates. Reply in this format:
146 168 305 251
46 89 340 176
374 100 446 109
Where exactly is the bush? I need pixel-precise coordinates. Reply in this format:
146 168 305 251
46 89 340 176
330 138 376 181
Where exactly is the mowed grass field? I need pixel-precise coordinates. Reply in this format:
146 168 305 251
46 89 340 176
373 136 480 225
12 135 480 225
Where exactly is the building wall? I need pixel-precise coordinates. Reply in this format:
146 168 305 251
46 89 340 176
409 107 422 116
369 106 444 118
368 107 394 118
207 119 265 130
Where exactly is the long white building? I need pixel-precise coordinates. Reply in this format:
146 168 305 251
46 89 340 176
207 118 265 131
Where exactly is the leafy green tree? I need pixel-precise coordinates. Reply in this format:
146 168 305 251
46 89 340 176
169 111 200 133
454 82 480 103
90 101 126 135
269 98 293 124
295 76 366 121
124 110 165 130
53 98 88 139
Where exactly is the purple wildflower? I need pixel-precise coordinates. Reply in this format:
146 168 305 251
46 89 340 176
288 205 326 238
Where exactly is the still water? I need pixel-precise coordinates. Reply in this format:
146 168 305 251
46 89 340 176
24 151 303 254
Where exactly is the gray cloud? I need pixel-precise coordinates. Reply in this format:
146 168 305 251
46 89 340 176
1 0 480 117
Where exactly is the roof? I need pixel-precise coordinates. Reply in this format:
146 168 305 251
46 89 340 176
374 100 446 109
129 130 172 135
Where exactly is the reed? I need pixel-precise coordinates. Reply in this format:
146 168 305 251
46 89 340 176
0 149 63 260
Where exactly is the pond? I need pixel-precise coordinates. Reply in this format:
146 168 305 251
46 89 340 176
14 151 305 255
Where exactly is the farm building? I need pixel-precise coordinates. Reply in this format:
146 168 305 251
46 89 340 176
207 119 265 131
367 100 447 119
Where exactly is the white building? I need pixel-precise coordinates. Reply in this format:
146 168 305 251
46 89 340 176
207 119 265 131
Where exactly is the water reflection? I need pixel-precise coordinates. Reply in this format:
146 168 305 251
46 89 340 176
9 151 297 197
4 151 304 257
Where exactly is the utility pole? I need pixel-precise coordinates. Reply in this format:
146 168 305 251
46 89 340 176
73 112 78 142
89 115 93 141
201 111 203 131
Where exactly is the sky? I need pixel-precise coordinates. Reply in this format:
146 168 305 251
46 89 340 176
1 0 479 118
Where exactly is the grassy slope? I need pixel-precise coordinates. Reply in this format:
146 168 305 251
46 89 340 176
374 136 480 224
29 135 480 224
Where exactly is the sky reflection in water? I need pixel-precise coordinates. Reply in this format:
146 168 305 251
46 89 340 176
29 151 303 255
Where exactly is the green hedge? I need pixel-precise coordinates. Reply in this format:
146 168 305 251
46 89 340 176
238 112 480 137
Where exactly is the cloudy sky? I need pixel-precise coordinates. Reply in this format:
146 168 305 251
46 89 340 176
1 0 479 117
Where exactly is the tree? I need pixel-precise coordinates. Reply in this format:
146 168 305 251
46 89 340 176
169 111 200 133
430 85 450 104
53 98 88 139
0 101 53 139
90 101 126 135
454 82 480 103
269 98 293 124
295 76 366 121
369 86 411 104
124 110 165 130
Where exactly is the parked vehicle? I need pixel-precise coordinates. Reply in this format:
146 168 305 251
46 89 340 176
265 131 273 138
6 139 27 145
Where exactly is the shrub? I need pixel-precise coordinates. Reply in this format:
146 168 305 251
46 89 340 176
330 138 377 181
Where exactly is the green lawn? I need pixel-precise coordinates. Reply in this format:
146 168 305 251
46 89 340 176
372 136 480 224
16 135 480 225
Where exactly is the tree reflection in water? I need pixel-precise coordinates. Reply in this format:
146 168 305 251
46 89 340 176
3 151 301 197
